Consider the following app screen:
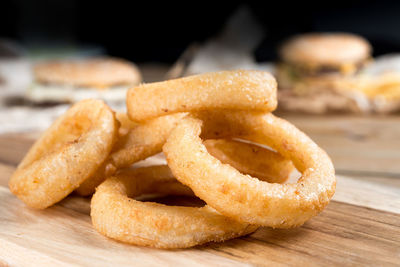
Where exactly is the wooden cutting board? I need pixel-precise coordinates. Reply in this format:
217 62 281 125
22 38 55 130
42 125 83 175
0 115 399 266
280 113 400 176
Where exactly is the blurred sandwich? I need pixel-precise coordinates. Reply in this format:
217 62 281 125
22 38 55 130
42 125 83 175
277 33 372 113
27 58 141 104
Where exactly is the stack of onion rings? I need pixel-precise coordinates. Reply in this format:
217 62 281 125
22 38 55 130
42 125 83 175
10 70 335 249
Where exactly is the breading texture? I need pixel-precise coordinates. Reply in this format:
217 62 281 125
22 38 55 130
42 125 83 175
91 166 258 249
9 99 118 209
164 111 336 228
127 70 277 122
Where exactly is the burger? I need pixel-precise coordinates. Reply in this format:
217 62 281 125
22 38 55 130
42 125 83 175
27 58 141 104
276 33 372 113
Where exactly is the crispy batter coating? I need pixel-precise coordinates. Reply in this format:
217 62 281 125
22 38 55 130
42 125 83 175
76 116 294 197
127 70 277 122
75 113 186 196
164 111 336 228
91 166 258 249
9 100 118 209
204 139 294 184
115 112 137 135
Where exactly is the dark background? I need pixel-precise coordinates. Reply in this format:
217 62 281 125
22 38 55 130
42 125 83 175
1 0 400 63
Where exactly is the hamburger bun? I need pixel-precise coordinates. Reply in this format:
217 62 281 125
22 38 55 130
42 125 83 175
280 33 371 67
28 58 141 103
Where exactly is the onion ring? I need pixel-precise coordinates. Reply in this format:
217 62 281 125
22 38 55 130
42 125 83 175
91 165 258 249
163 111 336 228
75 113 186 196
76 113 292 196
115 112 137 136
9 99 118 209
204 139 294 184
127 70 277 122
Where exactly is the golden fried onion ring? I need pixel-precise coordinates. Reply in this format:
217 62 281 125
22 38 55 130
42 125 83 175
77 114 293 196
9 99 118 209
91 165 258 249
115 112 137 136
204 139 294 184
127 70 277 122
75 113 186 196
164 111 336 228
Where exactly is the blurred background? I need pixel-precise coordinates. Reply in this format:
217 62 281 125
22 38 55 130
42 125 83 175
2 0 400 62
1 0 400 133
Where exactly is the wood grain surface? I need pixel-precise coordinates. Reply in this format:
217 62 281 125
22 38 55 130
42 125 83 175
280 113 400 176
0 114 399 266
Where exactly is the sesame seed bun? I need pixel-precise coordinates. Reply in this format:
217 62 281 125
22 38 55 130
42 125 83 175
279 33 371 66
33 58 141 88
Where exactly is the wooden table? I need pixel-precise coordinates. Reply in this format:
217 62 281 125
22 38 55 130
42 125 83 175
0 113 399 266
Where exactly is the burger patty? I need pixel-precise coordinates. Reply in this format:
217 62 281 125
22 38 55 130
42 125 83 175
281 60 367 79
